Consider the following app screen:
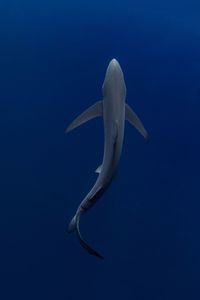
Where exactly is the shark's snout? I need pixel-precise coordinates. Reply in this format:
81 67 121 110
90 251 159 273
109 58 120 69
105 58 122 80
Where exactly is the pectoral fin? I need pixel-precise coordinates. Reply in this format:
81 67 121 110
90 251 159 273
125 103 148 140
66 101 103 133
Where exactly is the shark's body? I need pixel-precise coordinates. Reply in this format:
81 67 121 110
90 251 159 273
67 58 148 259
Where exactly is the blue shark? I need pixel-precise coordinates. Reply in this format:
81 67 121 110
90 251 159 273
67 58 148 259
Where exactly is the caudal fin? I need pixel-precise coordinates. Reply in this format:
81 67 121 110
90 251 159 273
68 212 104 259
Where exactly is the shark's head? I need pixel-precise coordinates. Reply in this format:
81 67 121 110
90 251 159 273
102 58 126 100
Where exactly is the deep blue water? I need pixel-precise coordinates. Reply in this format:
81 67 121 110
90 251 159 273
1 0 200 299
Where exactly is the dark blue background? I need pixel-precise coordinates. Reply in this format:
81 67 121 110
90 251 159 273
1 0 200 299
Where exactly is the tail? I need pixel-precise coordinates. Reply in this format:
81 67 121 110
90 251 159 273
68 212 104 259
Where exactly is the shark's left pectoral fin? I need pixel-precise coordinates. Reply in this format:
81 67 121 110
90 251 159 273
125 103 148 140
66 101 103 133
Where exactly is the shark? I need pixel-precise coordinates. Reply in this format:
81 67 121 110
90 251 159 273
66 58 148 259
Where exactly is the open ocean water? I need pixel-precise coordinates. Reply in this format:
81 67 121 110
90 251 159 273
1 0 200 299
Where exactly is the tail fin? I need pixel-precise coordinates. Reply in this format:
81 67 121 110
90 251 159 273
68 212 104 260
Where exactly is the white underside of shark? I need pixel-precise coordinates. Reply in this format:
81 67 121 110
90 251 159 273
67 58 148 259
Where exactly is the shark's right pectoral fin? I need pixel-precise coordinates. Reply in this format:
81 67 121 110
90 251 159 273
66 101 103 133
125 103 149 140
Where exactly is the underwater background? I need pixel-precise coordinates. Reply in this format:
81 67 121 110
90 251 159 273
1 0 200 299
